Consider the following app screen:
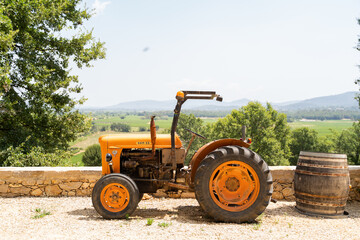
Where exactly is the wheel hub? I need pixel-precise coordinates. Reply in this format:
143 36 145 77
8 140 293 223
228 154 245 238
225 177 240 192
100 183 130 212
110 191 120 202
209 161 260 212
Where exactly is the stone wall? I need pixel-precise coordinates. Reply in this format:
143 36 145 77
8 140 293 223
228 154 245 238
0 166 359 201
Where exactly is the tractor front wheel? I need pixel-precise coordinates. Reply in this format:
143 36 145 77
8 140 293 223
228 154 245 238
194 146 272 223
92 174 139 219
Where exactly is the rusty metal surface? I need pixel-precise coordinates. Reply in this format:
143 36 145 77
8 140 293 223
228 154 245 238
299 156 347 162
296 198 346 207
162 148 185 164
164 182 190 190
295 169 349 177
295 191 349 200
297 162 348 169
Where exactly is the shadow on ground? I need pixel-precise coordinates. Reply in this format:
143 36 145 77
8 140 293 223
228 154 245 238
67 201 360 222
67 204 215 223
264 201 360 220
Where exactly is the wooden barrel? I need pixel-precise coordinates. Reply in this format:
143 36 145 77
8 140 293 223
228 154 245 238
294 151 350 217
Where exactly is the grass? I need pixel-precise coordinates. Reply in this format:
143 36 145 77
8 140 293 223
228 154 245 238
158 222 171 228
70 152 84 166
32 208 51 219
146 218 154 226
253 213 264 230
288 120 354 137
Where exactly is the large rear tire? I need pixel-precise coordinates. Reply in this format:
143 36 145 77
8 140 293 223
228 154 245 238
194 146 272 223
92 173 139 219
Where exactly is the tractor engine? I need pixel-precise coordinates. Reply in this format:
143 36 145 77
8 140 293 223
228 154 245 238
119 148 185 193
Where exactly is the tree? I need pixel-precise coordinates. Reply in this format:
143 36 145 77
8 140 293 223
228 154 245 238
177 113 208 164
332 122 360 165
110 123 131 132
82 144 101 166
289 127 320 165
0 0 105 152
209 102 291 166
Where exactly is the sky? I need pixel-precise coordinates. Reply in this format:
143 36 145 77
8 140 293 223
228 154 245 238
73 0 360 107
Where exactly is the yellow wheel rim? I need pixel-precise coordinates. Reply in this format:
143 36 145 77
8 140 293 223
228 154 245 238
209 161 260 212
100 183 130 212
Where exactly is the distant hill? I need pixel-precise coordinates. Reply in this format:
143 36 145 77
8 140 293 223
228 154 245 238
276 91 358 110
99 98 253 111
80 91 359 112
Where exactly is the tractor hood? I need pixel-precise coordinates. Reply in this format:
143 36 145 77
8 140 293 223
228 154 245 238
99 134 183 149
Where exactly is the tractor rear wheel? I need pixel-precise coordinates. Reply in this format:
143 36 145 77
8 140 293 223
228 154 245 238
92 173 139 219
194 146 272 223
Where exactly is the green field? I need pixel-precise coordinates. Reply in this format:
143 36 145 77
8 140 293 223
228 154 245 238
93 115 218 131
71 116 355 159
288 120 354 137
94 115 172 129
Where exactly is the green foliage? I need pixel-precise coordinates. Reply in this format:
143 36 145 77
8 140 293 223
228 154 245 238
332 122 360 165
177 114 208 164
285 109 360 121
146 218 154 226
82 144 101 166
0 141 71 167
0 0 105 153
289 127 320 165
209 102 291 166
110 123 131 132
158 222 170 228
32 208 51 219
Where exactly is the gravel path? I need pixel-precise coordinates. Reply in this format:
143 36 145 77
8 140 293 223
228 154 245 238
0 197 359 240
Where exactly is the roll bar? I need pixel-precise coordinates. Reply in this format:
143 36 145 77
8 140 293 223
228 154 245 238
170 91 222 173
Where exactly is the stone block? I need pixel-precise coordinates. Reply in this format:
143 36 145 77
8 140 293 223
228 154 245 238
36 180 44 185
81 183 90 189
22 179 36 186
285 195 296 201
282 187 295 197
181 192 195 198
0 181 5 184
0 184 9 193
9 184 22 188
68 191 76 196
76 188 91 196
45 185 62 196
10 186 31 194
52 180 62 185
168 191 181 198
59 182 82 191
273 183 283 192
272 191 284 200
152 189 167 198
142 193 152 200
30 188 43 196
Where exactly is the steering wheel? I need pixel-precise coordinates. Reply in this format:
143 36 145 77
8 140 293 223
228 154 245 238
184 128 206 139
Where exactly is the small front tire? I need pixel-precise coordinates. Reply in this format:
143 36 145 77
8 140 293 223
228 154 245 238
92 173 139 219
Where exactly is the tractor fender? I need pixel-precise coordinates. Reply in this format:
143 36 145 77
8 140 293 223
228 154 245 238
189 138 250 184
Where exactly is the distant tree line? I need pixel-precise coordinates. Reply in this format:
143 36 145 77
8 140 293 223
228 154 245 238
88 108 360 122
285 109 360 121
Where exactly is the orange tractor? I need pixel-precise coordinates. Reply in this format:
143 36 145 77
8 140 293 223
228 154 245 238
92 91 273 223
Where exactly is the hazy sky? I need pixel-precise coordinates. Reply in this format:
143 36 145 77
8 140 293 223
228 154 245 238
74 0 360 107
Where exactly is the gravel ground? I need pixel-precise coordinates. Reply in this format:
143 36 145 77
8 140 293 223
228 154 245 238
0 197 359 240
